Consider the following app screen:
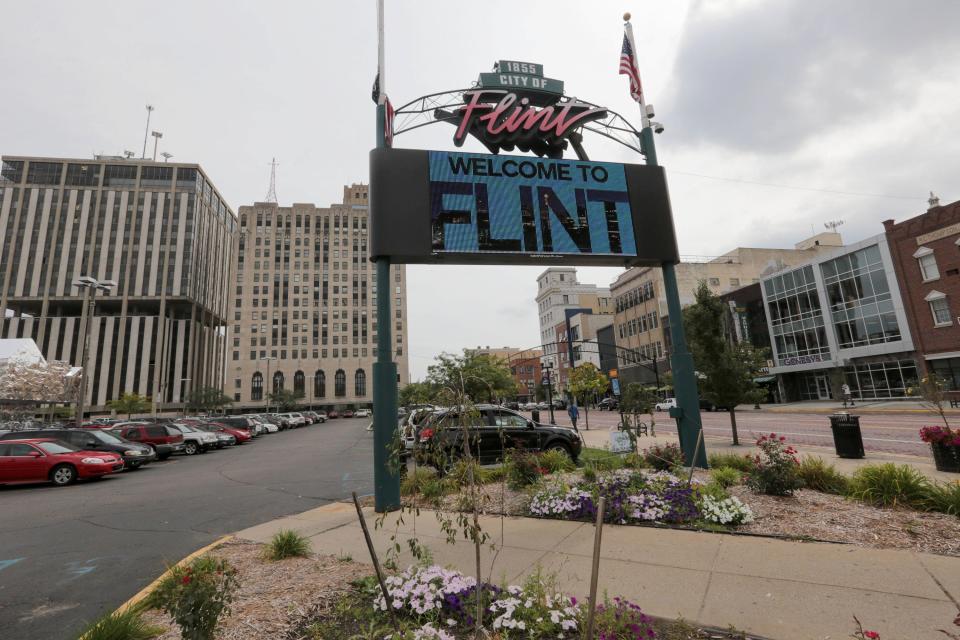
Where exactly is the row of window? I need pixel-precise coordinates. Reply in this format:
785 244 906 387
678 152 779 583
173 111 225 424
617 311 659 339
235 346 402 360
247 368 366 399
615 281 655 312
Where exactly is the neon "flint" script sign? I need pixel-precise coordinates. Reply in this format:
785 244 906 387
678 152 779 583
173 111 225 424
453 89 607 153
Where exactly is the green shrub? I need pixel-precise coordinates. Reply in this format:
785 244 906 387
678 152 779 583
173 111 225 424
582 464 598 483
698 481 731 502
923 480 960 516
448 459 483 487
419 477 449 500
847 464 932 508
623 452 648 469
708 452 754 473
797 456 849 495
77 607 164 640
710 466 741 489
264 529 310 561
146 555 239 640
643 443 684 471
745 434 803 496
539 449 576 474
480 465 505 484
504 450 545 489
400 466 437 496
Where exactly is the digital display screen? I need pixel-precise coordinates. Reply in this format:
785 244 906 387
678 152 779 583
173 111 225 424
428 151 637 257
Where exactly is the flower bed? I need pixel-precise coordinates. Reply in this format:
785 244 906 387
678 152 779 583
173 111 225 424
528 469 750 528
920 426 960 473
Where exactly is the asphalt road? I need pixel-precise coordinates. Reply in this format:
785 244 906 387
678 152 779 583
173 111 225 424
0 418 374 640
531 408 933 456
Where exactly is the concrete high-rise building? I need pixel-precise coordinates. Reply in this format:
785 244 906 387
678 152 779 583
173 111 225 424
228 185 409 410
535 267 614 390
0 156 236 412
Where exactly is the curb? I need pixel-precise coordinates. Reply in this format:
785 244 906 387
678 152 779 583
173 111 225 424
115 534 234 615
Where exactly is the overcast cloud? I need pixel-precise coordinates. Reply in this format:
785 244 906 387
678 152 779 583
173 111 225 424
1 1 957 379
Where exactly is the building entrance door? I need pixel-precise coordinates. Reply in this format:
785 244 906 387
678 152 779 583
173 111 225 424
815 374 832 400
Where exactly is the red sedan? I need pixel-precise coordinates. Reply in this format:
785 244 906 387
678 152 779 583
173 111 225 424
204 422 253 443
0 438 123 486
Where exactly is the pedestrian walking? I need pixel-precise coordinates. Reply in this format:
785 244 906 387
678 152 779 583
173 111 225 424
841 383 854 408
568 403 579 430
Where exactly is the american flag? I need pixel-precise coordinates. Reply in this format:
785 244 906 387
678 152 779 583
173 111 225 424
384 96 395 147
619 29 644 104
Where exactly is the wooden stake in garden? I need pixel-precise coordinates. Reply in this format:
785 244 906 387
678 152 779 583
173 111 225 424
351 491 400 634
582 496 606 640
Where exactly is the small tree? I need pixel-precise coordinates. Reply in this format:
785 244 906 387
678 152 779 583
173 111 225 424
426 350 519 403
907 374 951 429
108 392 152 419
620 382 659 440
399 381 438 407
567 363 608 430
684 281 769 445
268 389 300 412
185 387 234 414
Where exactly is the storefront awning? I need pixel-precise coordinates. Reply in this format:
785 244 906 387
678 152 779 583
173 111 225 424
753 375 776 383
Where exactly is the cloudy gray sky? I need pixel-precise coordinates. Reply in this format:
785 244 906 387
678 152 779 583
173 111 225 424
2 0 957 379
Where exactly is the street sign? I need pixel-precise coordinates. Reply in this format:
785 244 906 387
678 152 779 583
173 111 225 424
477 73 564 97
611 378 621 396
609 431 632 454
369 148 679 267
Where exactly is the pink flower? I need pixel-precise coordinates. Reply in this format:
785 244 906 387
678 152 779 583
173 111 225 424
864 631 879 639
181 575 191 585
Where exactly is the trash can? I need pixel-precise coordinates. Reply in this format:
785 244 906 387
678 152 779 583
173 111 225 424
531 408 540 424
829 413 864 459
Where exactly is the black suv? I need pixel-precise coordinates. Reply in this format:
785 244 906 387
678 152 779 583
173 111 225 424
0 428 156 469
416 404 582 468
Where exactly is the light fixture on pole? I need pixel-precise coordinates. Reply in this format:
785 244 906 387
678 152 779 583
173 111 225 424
160 152 173 162
261 356 277 413
151 131 163 161
141 105 154 159
73 277 117 428
544 361 556 425
123 150 135 159
180 377 191 417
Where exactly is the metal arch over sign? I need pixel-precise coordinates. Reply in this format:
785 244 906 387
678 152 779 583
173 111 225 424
369 148 679 267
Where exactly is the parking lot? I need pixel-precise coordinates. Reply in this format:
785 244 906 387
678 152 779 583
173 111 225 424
0 416 374 640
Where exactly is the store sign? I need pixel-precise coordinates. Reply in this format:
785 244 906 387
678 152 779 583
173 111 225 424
916 222 960 245
369 148 679 267
781 354 823 366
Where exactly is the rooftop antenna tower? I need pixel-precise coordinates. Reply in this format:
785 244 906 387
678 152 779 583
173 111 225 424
824 219 844 233
265 157 279 203
141 105 154 159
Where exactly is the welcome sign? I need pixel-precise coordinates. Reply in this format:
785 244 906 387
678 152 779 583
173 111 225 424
370 148 679 267
429 151 636 256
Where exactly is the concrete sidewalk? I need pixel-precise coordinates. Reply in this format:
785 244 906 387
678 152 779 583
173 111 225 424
236 502 960 640
576 426 960 483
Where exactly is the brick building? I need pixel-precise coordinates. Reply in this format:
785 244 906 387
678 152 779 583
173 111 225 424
883 196 960 388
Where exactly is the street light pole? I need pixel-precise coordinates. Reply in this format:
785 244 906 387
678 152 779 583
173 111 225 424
73 277 117 428
545 362 556 425
261 356 275 413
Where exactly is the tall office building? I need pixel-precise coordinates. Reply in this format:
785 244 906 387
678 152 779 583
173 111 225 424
228 184 409 410
0 156 236 412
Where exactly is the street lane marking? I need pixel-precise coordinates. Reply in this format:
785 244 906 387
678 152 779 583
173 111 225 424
0 557 25 572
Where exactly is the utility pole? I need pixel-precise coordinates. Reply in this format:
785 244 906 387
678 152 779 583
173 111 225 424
544 362 556 424
151 131 163 161
372 0 400 512
142 105 154 159
625 15 707 468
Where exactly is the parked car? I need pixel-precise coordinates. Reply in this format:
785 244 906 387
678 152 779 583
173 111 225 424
190 424 236 448
167 423 218 454
354 409 371 418
248 416 279 433
217 416 264 436
655 398 677 412
111 423 185 459
597 397 619 411
278 412 307 427
699 398 719 412
416 404 581 469
0 428 156 469
314 411 328 422
0 439 123 486
343 410 355 418
327 410 339 419
205 423 252 443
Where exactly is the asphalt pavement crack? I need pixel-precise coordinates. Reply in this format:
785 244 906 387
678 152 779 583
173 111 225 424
77 517 188 535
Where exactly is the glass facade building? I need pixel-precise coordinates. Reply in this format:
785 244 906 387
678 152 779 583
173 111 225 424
761 237 916 401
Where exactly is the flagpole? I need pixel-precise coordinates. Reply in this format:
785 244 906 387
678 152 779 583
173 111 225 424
373 0 400 511
624 12 707 468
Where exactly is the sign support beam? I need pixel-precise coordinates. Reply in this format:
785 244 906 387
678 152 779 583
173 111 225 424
641 127 708 468
373 102 401 512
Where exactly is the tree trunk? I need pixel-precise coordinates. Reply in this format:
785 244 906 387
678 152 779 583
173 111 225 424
584 404 589 430
729 407 739 445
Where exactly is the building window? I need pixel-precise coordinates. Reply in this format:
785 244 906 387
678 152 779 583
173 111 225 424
927 292 952 326
915 247 940 281
273 371 284 394
708 278 720 286
294 370 305 396
764 264 831 364
820 245 900 349
251 373 263 401
335 369 346 396
314 370 325 397
842 358 918 400
355 369 367 397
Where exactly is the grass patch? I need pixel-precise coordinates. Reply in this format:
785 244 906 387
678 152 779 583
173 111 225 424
709 467 741 488
925 480 960 516
400 466 437 496
708 452 753 473
847 463 931 509
539 448 576 474
797 456 849 495
264 529 311 561
579 447 626 470
77 607 164 640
